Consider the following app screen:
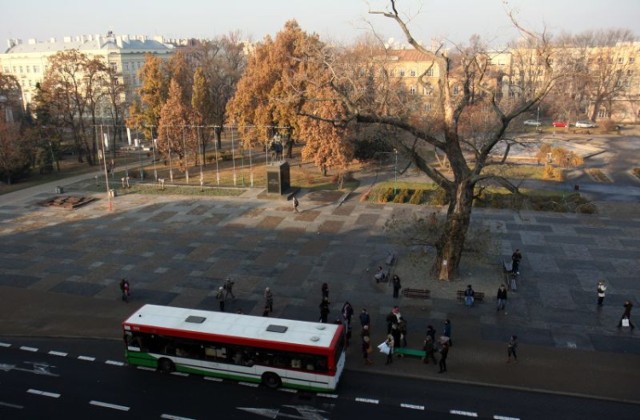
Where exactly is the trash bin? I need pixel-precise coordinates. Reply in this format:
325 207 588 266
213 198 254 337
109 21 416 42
108 189 117 198
55 186 64 194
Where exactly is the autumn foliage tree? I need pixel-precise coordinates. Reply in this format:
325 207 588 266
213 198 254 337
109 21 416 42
157 79 195 171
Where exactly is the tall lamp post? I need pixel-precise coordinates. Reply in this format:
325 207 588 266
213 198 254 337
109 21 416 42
394 148 398 195
99 125 113 211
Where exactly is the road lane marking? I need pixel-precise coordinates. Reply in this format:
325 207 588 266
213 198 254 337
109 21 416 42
278 388 297 393
48 351 68 357
401 403 425 410
105 360 125 366
27 389 60 398
355 397 379 404
0 342 11 348
494 416 520 420
239 382 259 387
0 401 24 409
317 393 338 399
136 366 155 371
78 355 95 361
89 400 130 411
451 410 478 417
170 372 188 377
204 376 222 382
161 414 196 420
19 346 38 352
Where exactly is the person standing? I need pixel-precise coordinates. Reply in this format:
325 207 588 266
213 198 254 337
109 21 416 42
392 274 402 298
341 301 354 326
597 281 606 306
359 308 370 330
264 287 273 313
119 278 130 303
426 325 436 342
511 249 522 273
216 286 225 312
507 335 518 362
497 284 508 312
617 301 635 329
224 277 236 300
443 319 452 347
292 195 300 213
438 340 449 373
422 335 437 365
321 282 329 300
362 336 373 365
384 334 395 365
319 298 330 323
464 284 475 307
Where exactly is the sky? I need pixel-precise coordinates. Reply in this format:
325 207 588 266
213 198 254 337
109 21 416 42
1 0 639 49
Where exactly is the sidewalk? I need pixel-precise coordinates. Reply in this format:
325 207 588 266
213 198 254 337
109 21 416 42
0 169 639 404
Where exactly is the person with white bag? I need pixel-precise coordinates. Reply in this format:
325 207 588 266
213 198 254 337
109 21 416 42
617 301 635 329
378 334 395 365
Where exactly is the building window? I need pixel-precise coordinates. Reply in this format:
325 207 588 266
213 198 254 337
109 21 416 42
630 57 635 64
19 66 24 73
3 66 8 73
26 66 30 73
12 66 17 73
399 69 405 77
410 86 416 95
618 57 624 64
426 68 433 77
410 69 416 77
598 109 609 118
33 65 39 73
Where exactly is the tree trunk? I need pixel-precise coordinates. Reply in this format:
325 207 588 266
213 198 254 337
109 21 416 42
215 126 222 149
432 180 474 281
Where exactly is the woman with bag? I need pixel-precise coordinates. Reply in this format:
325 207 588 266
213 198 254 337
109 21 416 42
617 301 635 329
380 334 394 365
362 336 373 365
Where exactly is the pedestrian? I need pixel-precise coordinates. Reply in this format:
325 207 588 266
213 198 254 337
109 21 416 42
264 287 273 313
497 284 508 312
262 304 270 317
617 301 635 329
119 278 130 303
386 306 401 333
464 284 475 307
361 324 370 339
443 319 452 347
390 323 402 356
507 335 518 362
319 297 330 323
426 325 436 342
292 195 300 213
422 335 437 364
362 335 373 365
597 280 606 306
216 286 225 312
341 301 354 326
392 274 402 298
224 277 236 300
374 266 386 283
398 317 408 348
438 340 449 373
359 308 370 330
511 249 522 273
321 282 329 300
384 334 395 365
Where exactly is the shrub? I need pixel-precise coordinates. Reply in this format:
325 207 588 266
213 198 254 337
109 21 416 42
409 189 425 204
393 189 411 203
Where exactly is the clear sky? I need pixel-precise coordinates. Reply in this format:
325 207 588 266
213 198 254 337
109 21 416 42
1 0 638 49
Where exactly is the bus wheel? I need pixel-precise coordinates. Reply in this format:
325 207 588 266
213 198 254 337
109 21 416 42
262 372 282 389
158 358 174 373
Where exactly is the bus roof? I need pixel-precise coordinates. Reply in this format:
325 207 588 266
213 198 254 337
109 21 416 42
123 304 342 350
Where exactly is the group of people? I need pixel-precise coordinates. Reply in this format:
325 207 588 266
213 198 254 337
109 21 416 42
215 278 236 312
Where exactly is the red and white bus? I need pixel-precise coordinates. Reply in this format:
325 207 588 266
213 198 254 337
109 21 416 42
122 304 346 392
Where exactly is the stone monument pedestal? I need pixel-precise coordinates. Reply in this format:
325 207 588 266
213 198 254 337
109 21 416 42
266 161 290 195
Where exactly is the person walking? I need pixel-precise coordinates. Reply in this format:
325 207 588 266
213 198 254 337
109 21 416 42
617 301 635 329
319 297 330 323
321 282 329 300
438 340 449 373
341 301 354 326
511 249 522 273
497 284 508 313
426 325 436 342
464 284 475 307
119 278 130 303
422 335 437 365
392 274 402 298
383 334 395 365
292 195 300 213
359 308 370 330
597 281 606 306
507 335 518 362
443 319 453 347
362 336 373 365
264 287 273 313
224 277 236 300
216 286 225 312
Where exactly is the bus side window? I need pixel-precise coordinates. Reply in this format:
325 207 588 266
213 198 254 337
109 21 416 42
204 347 216 359
291 359 301 369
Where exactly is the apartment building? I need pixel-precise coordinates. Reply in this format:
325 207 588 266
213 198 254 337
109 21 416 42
0 31 175 111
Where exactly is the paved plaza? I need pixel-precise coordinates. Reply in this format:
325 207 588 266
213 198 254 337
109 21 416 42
0 171 639 402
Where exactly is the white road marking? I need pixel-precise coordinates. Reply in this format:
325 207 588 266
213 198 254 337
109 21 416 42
0 342 11 348
27 389 60 398
19 346 38 352
0 401 24 409
451 409 478 417
89 400 130 411
401 403 425 410
355 397 379 404
204 376 222 382
494 415 520 420
161 414 196 420
317 393 338 399
170 371 188 377
136 366 155 371
239 382 259 387
105 360 125 366
48 351 68 357
78 355 95 361
278 388 297 393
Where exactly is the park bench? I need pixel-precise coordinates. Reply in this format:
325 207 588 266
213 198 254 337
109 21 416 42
456 290 485 302
394 347 426 358
402 288 431 299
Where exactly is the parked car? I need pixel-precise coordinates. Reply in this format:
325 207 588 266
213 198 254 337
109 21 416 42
523 119 542 126
552 121 567 128
575 120 597 128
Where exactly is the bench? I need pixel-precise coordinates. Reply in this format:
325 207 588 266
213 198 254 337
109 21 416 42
394 347 426 358
456 290 485 302
402 288 431 299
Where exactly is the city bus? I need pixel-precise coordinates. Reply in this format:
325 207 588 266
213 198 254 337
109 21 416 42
122 304 346 392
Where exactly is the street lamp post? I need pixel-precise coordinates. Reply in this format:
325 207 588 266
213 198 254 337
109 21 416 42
394 148 398 195
99 125 113 211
